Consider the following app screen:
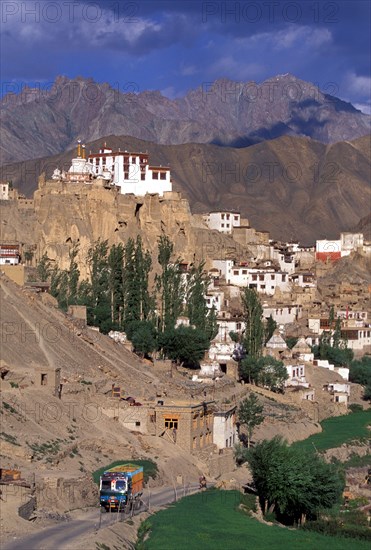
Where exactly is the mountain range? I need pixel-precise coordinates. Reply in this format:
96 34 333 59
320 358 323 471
2 134 370 244
1 74 370 165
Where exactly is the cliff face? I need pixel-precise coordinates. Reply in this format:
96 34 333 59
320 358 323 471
1 181 248 278
3 134 371 244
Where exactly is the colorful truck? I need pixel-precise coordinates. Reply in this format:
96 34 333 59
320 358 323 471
99 464 144 512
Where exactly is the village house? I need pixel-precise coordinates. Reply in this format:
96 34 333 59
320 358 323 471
323 383 351 404
205 290 225 312
0 182 9 200
263 303 303 324
0 244 20 265
290 271 316 288
285 364 307 386
154 400 215 454
211 260 291 295
213 405 238 450
291 338 314 362
314 359 349 381
315 233 364 262
203 211 241 234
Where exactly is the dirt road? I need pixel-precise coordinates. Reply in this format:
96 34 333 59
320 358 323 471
2 483 201 550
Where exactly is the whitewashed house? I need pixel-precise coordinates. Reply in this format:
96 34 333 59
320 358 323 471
203 211 241 234
213 405 238 449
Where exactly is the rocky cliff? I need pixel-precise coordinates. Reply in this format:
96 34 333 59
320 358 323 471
0 180 248 279
3 134 370 244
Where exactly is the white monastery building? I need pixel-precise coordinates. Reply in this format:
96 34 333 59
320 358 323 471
52 141 173 197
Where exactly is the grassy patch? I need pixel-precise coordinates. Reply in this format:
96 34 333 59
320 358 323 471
292 411 371 453
92 459 158 485
2 401 18 414
143 490 369 550
0 432 21 446
331 453 371 468
26 439 62 460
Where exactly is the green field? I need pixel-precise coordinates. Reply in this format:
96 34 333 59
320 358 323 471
142 490 369 550
92 459 158 485
291 410 371 453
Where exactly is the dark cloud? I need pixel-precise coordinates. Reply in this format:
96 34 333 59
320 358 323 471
1 0 370 111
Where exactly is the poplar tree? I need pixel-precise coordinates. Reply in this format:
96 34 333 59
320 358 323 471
185 262 218 343
242 288 264 358
108 243 125 326
86 239 111 332
155 235 184 333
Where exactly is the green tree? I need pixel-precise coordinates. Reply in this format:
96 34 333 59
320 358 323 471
265 315 277 344
37 252 51 282
108 243 125 326
86 239 111 332
248 437 344 524
129 320 157 358
123 236 153 328
363 384 371 401
185 262 218 343
237 394 264 448
159 325 209 366
332 317 341 348
285 336 298 349
328 305 335 329
349 356 371 386
50 266 68 310
67 243 80 305
238 356 261 385
229 331 239 343
156 236 185 333
24 250 34 265
239 355 288 391
242 288 264 358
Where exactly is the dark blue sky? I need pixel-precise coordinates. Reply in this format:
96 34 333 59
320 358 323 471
1 0 370 112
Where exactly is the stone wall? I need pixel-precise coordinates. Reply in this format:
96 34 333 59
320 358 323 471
207 449 236 478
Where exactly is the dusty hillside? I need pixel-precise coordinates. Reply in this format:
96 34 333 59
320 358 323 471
2 134 370 243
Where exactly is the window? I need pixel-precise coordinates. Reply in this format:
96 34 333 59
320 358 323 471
141 174 145 180
164 418 178 429
226 224 230 228
152 172 159 179
242 270 247 274
252 274 257 281
226 214 230 220
233 270 239 275
221 214 225 220
271 275 274 280
234 215 238 221
135 421 141 427
160 172 166 180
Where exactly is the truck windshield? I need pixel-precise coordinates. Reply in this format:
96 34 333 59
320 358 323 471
101 480 111 490
115 480 127 491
